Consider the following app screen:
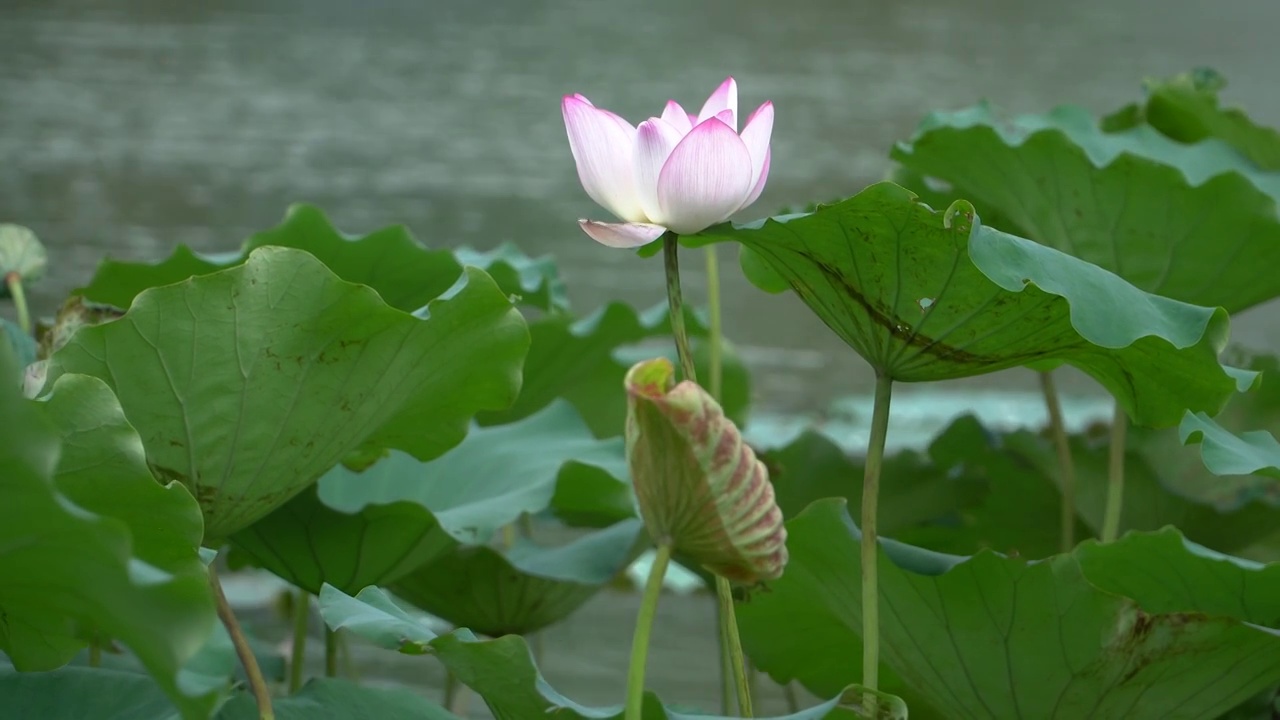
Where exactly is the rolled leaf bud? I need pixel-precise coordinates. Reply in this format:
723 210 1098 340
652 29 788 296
624 357 787 583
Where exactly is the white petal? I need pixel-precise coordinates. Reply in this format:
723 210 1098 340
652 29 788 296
633 118 685 223
661 100 693 136
578 219 667 248
738 148 771 212
562 95 645 222
738 102 774 204
696 77 738 131
656 118 753 235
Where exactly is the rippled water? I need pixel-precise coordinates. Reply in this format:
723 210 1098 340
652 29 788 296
4 0 1280 713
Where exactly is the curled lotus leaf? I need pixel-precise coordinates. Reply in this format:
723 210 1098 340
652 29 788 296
624 356 786 584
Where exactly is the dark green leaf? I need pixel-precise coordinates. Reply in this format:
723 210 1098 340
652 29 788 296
891 102 1280 312
689 182 1246 428
47 246 528 540
0 343 218 719
737 499 1280 720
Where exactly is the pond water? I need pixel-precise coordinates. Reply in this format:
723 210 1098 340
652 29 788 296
4 0 1280 714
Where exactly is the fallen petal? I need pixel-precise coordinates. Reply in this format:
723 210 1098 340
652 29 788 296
656 118 753 234
578 219 667 248
562 95 646 222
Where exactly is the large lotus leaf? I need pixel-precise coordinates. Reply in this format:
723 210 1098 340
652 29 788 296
737 498 1280 720
77 204 565 315
891 102 1280 313
687 181 1246 428
1101 68 1280 171
481 301 752 438
40 374 207 575
229 400 633 593
0 343 218 719
0 668 460 720
318 584 900 719
390 518 647 636
45 246 527 540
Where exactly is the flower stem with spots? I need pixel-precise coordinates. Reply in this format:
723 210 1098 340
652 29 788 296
210 562 274 720
5 272 30 336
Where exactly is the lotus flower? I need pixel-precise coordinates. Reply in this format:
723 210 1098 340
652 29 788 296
562 77 774 248
624 357 787 583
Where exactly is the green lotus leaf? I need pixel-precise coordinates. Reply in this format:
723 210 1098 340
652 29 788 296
46 246 528 540
389 518 647 636
1179 411 1280 479
454 241 570 314
921 418 1280 558
482 301 752 438
686 182 1246 428
40 374 206 575
77 204 563 315
230 400 634 594
3 317 36 370
1101 68 1280 171
891 102 1280 312
0 223 48 284
0 343 218 719
1132 349 1280 511
736 499 1280 720
318 584 902 719
0 668 460 720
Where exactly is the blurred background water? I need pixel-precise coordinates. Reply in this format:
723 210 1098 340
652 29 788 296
4 0 1280 714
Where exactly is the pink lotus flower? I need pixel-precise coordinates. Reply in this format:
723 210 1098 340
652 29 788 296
562 77 774 248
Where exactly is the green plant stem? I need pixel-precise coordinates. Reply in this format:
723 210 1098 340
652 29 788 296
444 669 460 709
5 272 30 336
717 600 734 714
861 373 894 712
324 627 338 678
1101 402 1128 543
664 232 754 716
289 589 309 694
625 543 673 720
209 563 274 720
704 245 723 399
1039 370 1078 553
717 575 754 716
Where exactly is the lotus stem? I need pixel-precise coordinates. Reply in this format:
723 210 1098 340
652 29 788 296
704 245 723 399
717 575 754 716
1101 402 1128 543
717 600 734 713
324 626 338 678
861 373 893 712
209 562 274 720
5 272 30 336
625 543 672 720
1038 371 1078 553
289 589 309 693
663 232 754 716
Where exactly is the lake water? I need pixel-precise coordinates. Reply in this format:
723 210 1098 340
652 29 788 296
4 0 1280 714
